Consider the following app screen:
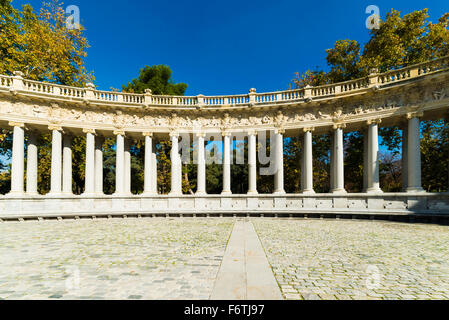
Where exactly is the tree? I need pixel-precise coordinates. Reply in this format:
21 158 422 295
122 65 187 95
292 8 449 192
0 0 92 194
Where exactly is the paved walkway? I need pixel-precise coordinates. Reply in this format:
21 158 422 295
0 217 448 300
210 220 282 300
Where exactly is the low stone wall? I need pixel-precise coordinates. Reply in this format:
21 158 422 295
1 193 449 219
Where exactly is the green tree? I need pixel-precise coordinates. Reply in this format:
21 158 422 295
292 8 449 192
123 65 187 95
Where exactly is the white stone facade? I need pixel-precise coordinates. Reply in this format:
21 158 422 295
1 57 449 218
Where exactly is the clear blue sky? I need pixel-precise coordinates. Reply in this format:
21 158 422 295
13 0 449 95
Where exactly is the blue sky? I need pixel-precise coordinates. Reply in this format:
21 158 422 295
13 0 449 95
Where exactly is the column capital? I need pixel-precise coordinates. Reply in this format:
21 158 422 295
195 132 206 138
275 128 286 135
8 121 24 128
169 131 179 138
113 129 125 136
302 127 315 133
367 118 382 125
48 124 63 131
247 129 258 136
333 123 347 130
221 131 232 137
406 111 424 120
143 132 153 137
82 128 96 135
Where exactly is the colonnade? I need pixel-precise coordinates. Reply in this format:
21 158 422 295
6 114 425 197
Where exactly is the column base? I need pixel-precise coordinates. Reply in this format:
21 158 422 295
195 191 207 196
81 192 97 197
247 190 259 195
6 191 26 198
168 192 183 196
221 190 232 195
406 187 426 193
331 188 347 194
141 192 158 197
365 188 384 193
46 192 65 198
301 189 316 195
273 190 286 195
26 192 40 197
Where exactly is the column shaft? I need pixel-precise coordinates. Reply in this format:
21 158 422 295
152 140 158 194
367 122 382 193
26 131 38 195
62 135 73 194
169 134 182 195
332 127 346 193
196 134 206 195
124 138 131 195
274 130 285 194
222 134 232 194
10 124 25 195
407 117 424 192
248 132 258 194
115 133 125 195
95 137 104 195
363 130 368 192
50 128 62 194
402 125 408 192
302 130 314 194
143 134 157 195
84 131 95 195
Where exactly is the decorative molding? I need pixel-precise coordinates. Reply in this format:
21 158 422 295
367 118 382 125
113 130 125 136
48 125 63 131
82 128 96 134
303 127 315 133
406 111 424 120
8 121 24 128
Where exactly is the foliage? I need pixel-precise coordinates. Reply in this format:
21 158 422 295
292 8 449 192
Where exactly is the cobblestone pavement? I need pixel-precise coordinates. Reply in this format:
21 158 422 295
252 218 449 300
0 218 233 300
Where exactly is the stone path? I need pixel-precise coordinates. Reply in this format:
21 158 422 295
211 220 282 300
0 217 448 300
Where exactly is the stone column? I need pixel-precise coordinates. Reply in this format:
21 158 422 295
401 124 408 192
302 128 315 194
143 133 157 195
248 130 258 195
152 139 158 194
62 134 73 195
95 136 104 195
49 125 63 195
366 119 382 193
114 130 125 195
26 130 38 195
222 132 232 195
329 131 335 192
169 132 182 195
363 129 368 192
124 138 132 195
274 129 285 194
9 122 25 196
331 124 346 194
83 129 96 195
196 133 207 195
406 113 425 193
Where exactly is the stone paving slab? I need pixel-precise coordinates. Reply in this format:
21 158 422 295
0 218 234 300
211 220 282 300
252 218 449 300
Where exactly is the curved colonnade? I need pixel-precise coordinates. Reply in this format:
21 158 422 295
1 57 449 219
